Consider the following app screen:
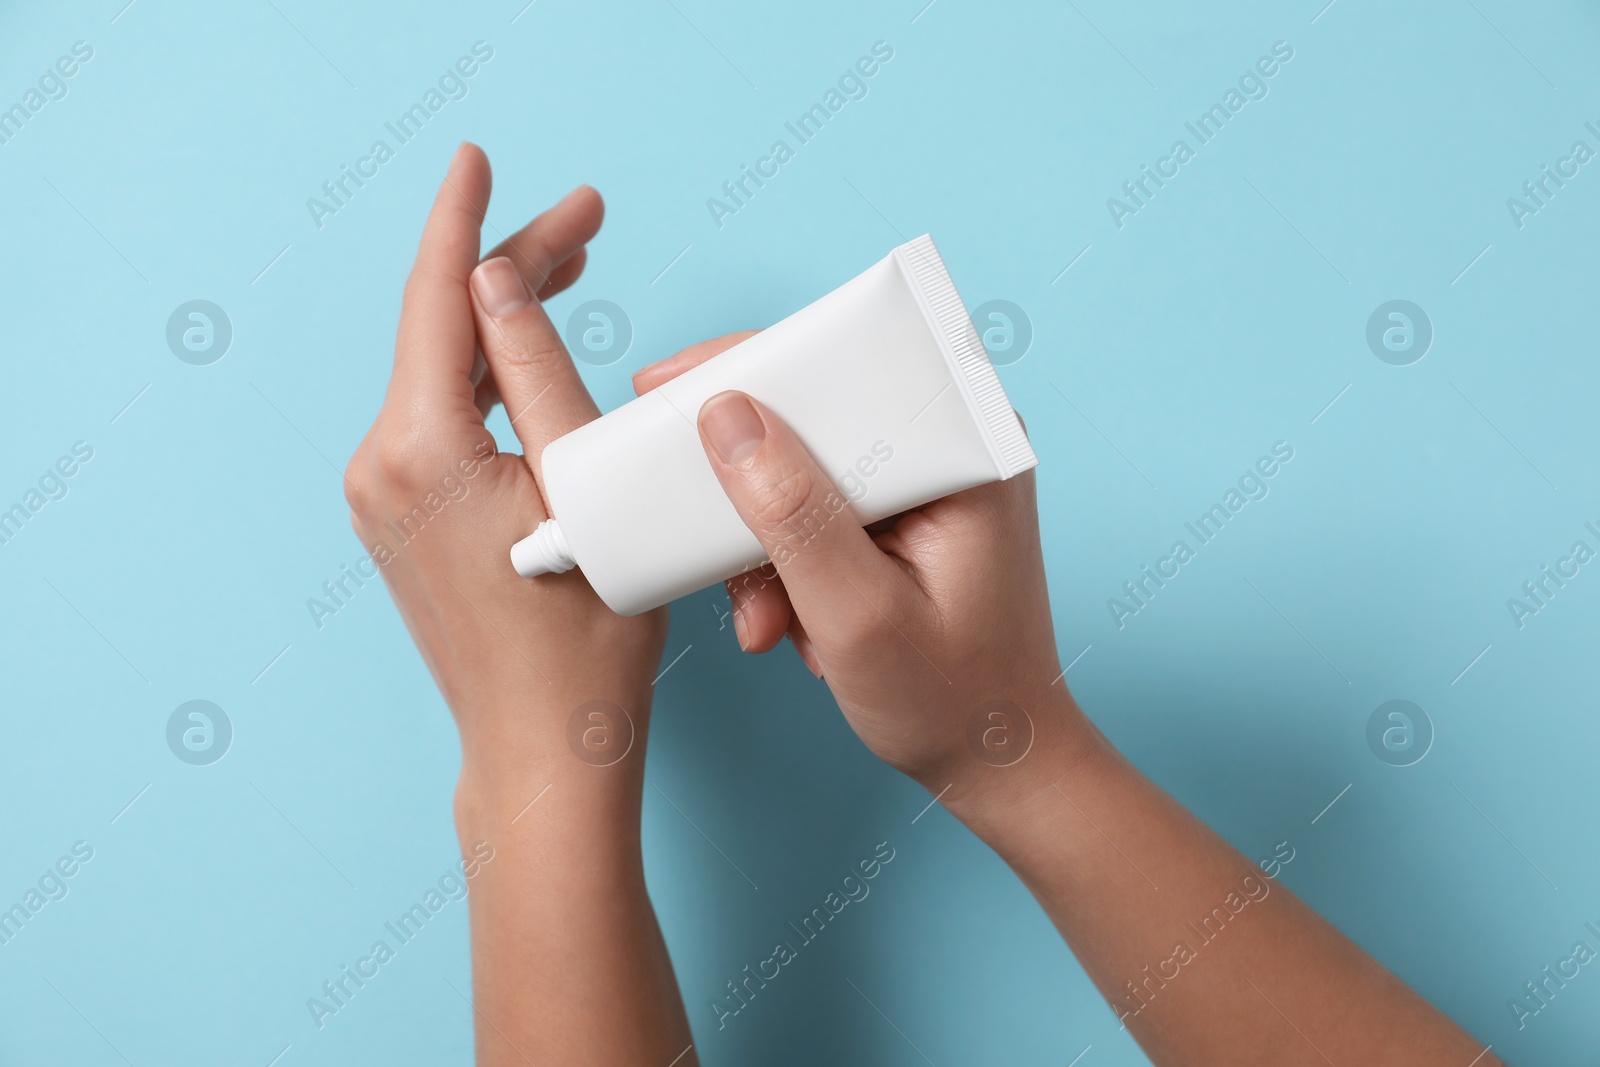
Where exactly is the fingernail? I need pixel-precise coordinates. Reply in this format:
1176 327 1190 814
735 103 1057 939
700 391 765 466
629 366 657 395
790 631 823 679
472 257 529 318
731 606 749 650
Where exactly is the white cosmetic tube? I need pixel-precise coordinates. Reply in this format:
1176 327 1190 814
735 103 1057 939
511 234 1038 616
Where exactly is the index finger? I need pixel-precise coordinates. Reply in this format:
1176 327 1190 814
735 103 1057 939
630 331 760 395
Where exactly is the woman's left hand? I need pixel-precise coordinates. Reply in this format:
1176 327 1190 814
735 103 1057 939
344 143 664 795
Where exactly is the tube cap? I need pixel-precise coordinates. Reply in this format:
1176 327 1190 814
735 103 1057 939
510 519 577 578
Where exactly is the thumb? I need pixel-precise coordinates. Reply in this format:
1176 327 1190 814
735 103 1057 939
697 391 906 635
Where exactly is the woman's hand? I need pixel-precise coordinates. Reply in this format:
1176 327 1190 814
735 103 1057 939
633 349 1095 807
345 143 667 792
347 144 696 1066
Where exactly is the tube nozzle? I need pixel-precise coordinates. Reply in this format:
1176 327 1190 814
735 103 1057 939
510 519 577 578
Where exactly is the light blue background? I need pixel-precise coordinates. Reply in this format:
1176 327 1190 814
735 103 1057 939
2 0 1596 1063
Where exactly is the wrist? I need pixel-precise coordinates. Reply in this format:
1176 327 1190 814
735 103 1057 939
454 755 646 859
452 693 652 842
454 678 651 775
917 685 1111 840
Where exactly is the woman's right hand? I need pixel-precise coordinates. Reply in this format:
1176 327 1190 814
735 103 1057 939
632 352 1099 804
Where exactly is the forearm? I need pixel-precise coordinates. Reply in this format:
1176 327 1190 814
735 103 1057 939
939 693 1494 1067
453 699 695 1067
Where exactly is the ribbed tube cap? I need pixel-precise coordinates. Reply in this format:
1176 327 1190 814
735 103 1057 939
510 519 577 578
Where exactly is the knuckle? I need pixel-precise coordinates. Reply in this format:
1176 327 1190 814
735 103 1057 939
830 606 878 648
488 317 564 370
398 277 429 320
829 597 895 652
512 236 558 281
370 422 431 492
400 267 450 311
746 465 824 537
342 464 372 515
342 439 377 514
